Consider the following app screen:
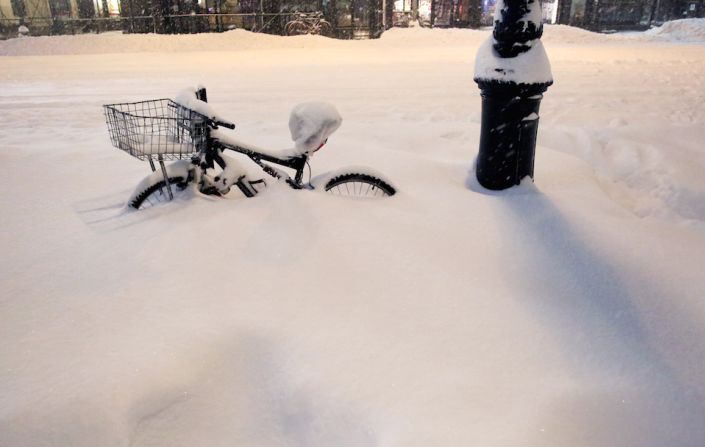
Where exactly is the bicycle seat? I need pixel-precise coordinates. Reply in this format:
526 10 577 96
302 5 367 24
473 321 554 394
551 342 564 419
289 102 342 155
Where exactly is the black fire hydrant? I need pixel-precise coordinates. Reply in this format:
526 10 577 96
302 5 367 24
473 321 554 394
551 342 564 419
473 0 553 190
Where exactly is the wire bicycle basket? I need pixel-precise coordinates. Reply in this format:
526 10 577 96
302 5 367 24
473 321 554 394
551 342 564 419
103 99 209 161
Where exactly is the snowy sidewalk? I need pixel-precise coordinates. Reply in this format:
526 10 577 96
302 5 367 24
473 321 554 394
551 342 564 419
1 25 705 447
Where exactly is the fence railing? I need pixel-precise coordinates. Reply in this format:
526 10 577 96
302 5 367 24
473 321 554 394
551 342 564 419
0 13 382 40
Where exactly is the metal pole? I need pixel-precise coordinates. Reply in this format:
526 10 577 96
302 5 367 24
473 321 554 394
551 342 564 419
157 155 173 200
215 0 222 31
149 158 167 197
259 0 264 31
647 0 660 27
127 0 135 32
430 0 435 26
473 0 552 190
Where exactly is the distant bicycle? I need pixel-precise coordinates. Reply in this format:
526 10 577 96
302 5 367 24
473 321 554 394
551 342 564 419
103 87 395 209
285 11 333 37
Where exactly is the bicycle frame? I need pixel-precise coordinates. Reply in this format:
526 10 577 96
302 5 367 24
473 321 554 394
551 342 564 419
217 140 309 189
187 109 312 198
186 138 310 200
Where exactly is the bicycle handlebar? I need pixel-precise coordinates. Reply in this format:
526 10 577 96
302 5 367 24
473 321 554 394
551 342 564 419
209 119 236 130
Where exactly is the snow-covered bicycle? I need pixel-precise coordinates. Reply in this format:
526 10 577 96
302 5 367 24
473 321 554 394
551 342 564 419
284 11 333 37
103 87 395 209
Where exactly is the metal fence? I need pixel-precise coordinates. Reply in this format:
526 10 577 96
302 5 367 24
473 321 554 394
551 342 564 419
0 11 382 39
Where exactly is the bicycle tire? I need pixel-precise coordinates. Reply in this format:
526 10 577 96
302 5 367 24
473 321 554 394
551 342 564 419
129 176 188 209
323 172 396 198
286 20 309 36
128 162 192 209
318 20 333 37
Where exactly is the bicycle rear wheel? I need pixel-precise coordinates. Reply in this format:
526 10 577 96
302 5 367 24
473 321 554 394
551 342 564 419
323 172 395 198
285 21 309 36
318 20 333 37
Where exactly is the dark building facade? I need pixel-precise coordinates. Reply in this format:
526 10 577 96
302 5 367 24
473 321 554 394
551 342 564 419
556 0 705 29
2 0 703 39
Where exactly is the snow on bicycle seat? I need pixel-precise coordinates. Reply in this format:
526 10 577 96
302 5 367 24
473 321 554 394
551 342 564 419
289 102 342 155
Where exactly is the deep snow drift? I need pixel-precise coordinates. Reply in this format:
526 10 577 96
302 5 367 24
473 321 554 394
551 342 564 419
1 24 705 447
645 18 705 42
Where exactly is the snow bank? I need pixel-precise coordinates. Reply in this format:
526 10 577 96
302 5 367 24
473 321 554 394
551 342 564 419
377 25 487 45
3 21 704 57
0 29 345 56
541 24 618 44
646 18 705 42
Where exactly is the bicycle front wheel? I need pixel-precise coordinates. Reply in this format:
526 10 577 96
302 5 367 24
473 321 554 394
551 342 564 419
323 172 396 198
128 161 192 209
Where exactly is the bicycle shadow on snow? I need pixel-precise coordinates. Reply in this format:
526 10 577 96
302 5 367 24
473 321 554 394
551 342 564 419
467 173 705 446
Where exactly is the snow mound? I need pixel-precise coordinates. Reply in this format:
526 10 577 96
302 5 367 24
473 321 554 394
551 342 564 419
646 19 705 42
0 29 343 56
585 137 705 220
541 24 618 44
4 24 699 57
377 25 487 46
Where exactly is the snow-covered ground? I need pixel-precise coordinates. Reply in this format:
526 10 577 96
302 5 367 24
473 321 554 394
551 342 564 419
1 21 705 447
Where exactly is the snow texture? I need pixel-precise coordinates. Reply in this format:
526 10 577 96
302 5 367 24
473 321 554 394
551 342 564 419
2 22 705 447
126 135 195 157
175 87 221 121
288 102 342 155
474 37 553 84
210 128 302 160
645 18 705 42
474 0 553 84
128 159 191 198
2 22 704 56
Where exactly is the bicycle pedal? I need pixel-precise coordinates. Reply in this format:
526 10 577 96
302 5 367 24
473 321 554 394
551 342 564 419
249 178 267 189
200 186 222 196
